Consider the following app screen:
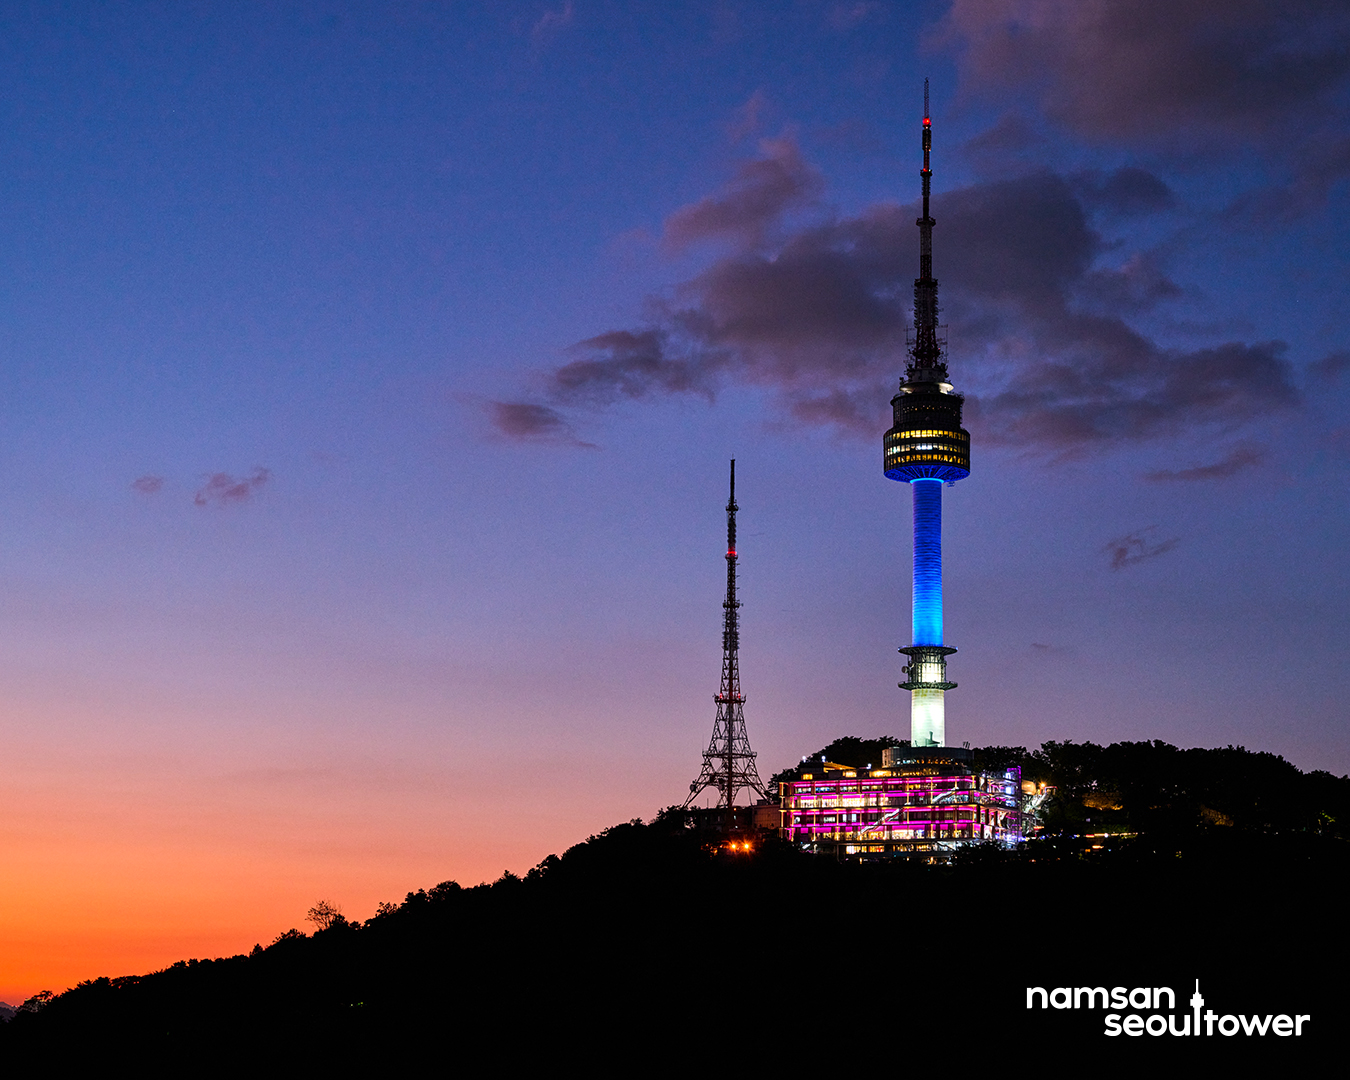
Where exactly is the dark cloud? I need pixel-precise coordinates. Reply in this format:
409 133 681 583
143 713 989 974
1080 253 1177 315
1077 167 1176 217
1145 446 1264 482
662 136 824 253
194 468 270 507
485 401 597 448
957 114 1049 179
1103 528 1180 570
940 171 1095 303
976 341 1295 452
940 0 1350 144
941 0 1350 230
673 217 906 358
506 142 1298 454
1311 350 1350 380
1288 135 1350 215
551 330 716 405
1080 253 1183 314
131 474 164 495
1223 135 1350 225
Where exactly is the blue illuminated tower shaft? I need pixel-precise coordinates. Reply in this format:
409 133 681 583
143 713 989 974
903 478 955 747
912 478 943 645
885 82 968 748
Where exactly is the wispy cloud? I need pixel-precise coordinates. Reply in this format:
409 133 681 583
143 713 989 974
194 468 271 507
531 1 574 46
827 2 884 31
726 90 768 143
662 135 823 254
1103 527 1180 570
551 330 716 406
131 475 164 495
1311 350 1350 380
1145 446 1263 482
485 400 598 448
939 0 1350 144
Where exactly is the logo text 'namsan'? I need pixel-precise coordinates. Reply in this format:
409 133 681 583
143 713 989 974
1026 983 1311 1037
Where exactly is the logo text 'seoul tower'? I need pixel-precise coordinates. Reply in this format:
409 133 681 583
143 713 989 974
884 81 970 748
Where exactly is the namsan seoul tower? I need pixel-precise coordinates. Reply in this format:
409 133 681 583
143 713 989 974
884 81 970 749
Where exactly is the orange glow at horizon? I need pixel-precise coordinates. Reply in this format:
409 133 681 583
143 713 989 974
0 712 676 1006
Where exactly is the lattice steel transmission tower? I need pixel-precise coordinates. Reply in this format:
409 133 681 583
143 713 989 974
684 460 767 828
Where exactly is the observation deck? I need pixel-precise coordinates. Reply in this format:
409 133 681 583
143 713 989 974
884 372 970 484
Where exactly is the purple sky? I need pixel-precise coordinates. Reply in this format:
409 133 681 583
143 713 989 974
0 0 1347 997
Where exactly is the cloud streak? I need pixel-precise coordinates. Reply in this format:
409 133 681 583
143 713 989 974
194 468 271 507
939 0 1350 144
531 2 574 45
1145 446 1264 482
1311 350 1350 381
485 401 598 448
1104 528 1181 570
662 136 823 254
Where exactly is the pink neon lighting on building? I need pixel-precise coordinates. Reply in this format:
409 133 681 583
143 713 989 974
780 765 1023 851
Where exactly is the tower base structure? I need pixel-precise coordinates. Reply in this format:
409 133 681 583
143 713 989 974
899 644 955 748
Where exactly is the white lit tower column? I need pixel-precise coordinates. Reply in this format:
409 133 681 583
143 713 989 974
884 82 970 748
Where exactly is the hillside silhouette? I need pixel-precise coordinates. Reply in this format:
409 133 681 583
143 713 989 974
1 740 1344 1061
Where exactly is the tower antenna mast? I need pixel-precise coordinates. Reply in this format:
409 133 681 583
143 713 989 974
684 460 767 835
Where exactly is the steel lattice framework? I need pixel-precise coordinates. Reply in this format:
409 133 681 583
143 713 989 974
685 460 767 822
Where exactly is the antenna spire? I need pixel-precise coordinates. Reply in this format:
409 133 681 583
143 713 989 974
908 78 945 382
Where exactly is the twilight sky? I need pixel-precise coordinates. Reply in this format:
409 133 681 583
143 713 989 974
1 0 1348 1001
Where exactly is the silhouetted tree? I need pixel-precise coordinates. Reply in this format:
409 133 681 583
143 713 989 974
305 900 344 931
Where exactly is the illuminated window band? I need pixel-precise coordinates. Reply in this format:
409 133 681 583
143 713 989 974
883 427 970 484
888 452 965 464
889 429 969 441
